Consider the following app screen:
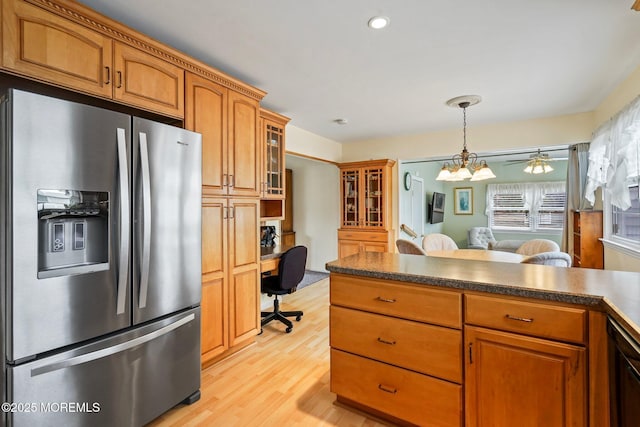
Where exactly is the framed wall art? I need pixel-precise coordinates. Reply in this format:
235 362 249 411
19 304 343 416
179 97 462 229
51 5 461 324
454 187 473 215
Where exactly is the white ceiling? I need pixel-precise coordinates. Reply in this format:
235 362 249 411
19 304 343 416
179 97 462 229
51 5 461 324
77 0 640 143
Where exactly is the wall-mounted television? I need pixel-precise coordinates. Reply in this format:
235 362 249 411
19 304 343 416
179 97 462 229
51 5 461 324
428 192 445 224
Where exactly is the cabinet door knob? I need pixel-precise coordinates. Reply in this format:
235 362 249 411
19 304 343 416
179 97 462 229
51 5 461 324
116 71 123 88
104 66 111 85
377 337 396 345
376 296 396 303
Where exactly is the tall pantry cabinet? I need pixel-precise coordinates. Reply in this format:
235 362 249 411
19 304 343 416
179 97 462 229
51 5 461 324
185 72 263 366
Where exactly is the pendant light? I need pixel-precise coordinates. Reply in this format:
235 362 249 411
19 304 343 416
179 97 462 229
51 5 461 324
436 95 496 182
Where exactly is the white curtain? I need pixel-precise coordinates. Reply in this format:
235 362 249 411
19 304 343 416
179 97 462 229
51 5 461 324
585 96 640 209
485 182 565 216
485 183 531 215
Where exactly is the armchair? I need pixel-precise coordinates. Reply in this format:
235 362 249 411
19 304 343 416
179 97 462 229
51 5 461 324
467 227 497 250
521 251 572 267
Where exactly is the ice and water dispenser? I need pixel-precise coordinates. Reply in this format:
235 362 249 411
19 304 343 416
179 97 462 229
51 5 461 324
37 189 109 278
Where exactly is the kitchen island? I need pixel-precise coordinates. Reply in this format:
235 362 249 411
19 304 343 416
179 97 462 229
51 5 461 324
326 252 640 427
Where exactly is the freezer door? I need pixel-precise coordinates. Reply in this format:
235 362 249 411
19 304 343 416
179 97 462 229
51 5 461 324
7 308 200 427
132 118 202 324
4 90 132 361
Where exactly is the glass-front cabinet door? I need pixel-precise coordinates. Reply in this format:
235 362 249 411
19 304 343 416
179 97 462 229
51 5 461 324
260 109 290 200
264 121 284 197
363 167 384 227
341 169 360 227
339 160 394 230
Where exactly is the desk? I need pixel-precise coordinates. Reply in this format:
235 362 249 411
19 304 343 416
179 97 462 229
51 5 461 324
426 249 525 263
260 244 294 273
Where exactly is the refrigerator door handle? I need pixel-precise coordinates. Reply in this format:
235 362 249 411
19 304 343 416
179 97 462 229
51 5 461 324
116 128 130 315
138 132 152 308
30 313 196 377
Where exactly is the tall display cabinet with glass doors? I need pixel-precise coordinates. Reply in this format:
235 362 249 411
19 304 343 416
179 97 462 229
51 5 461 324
338 159 395 258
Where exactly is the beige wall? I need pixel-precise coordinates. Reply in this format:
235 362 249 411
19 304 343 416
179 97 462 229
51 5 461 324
286 125 342 163
594 65 640 125
341 112 594 162
603 246 640 273
285 155 340 271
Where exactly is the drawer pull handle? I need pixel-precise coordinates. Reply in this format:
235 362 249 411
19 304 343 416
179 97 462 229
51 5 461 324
377 337 396 345
378 384 397 394
505 314 534 323
376 297 396 303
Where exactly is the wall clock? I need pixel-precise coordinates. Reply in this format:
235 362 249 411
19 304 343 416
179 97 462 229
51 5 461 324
404 172 412 191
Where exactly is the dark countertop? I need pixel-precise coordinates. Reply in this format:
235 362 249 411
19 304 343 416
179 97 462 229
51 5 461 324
260 244 295 260
326 251 640 342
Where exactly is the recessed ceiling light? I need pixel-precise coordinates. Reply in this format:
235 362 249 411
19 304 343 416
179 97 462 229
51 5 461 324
367 16 389 30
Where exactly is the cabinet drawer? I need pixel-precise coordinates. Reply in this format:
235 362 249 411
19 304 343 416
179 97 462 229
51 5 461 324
465 294 586 344
331 349 462 427
331 306 462 383
337 230 388 241
331 274 461 328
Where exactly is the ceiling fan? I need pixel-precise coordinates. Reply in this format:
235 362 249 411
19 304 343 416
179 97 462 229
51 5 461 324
506 149 566 174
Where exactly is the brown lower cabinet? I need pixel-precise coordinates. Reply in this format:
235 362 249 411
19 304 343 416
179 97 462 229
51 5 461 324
329 273 608 427
201 198 260 366
337 230 390 258
331 349 461 427
465 326 586 427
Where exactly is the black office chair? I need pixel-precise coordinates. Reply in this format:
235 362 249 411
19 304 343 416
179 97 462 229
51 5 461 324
260 245 307 333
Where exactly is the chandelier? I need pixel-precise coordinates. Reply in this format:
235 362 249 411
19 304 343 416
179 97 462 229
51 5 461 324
436 95 496 182
523 149 554 174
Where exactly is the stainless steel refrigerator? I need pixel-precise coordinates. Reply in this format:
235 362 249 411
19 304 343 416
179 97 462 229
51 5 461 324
0 89 202 426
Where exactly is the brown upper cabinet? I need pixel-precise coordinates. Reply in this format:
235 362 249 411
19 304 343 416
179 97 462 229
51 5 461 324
112 42 184 117
185 73 228 193
228 90 261 197
259 109 290 200
3 0 183 117
339 159 395 230
2 0 113 98
186 72 261 197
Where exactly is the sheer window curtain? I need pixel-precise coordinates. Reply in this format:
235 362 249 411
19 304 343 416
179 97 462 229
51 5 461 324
562 143 591 252
585 95 640 209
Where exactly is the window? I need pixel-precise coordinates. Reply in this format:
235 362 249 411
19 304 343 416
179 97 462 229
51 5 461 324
536 187 566 231
611 185 640 244
486 182 566 232
489 191 530 230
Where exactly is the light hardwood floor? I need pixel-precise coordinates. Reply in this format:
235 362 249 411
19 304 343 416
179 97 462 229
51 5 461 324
147 278 389 427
